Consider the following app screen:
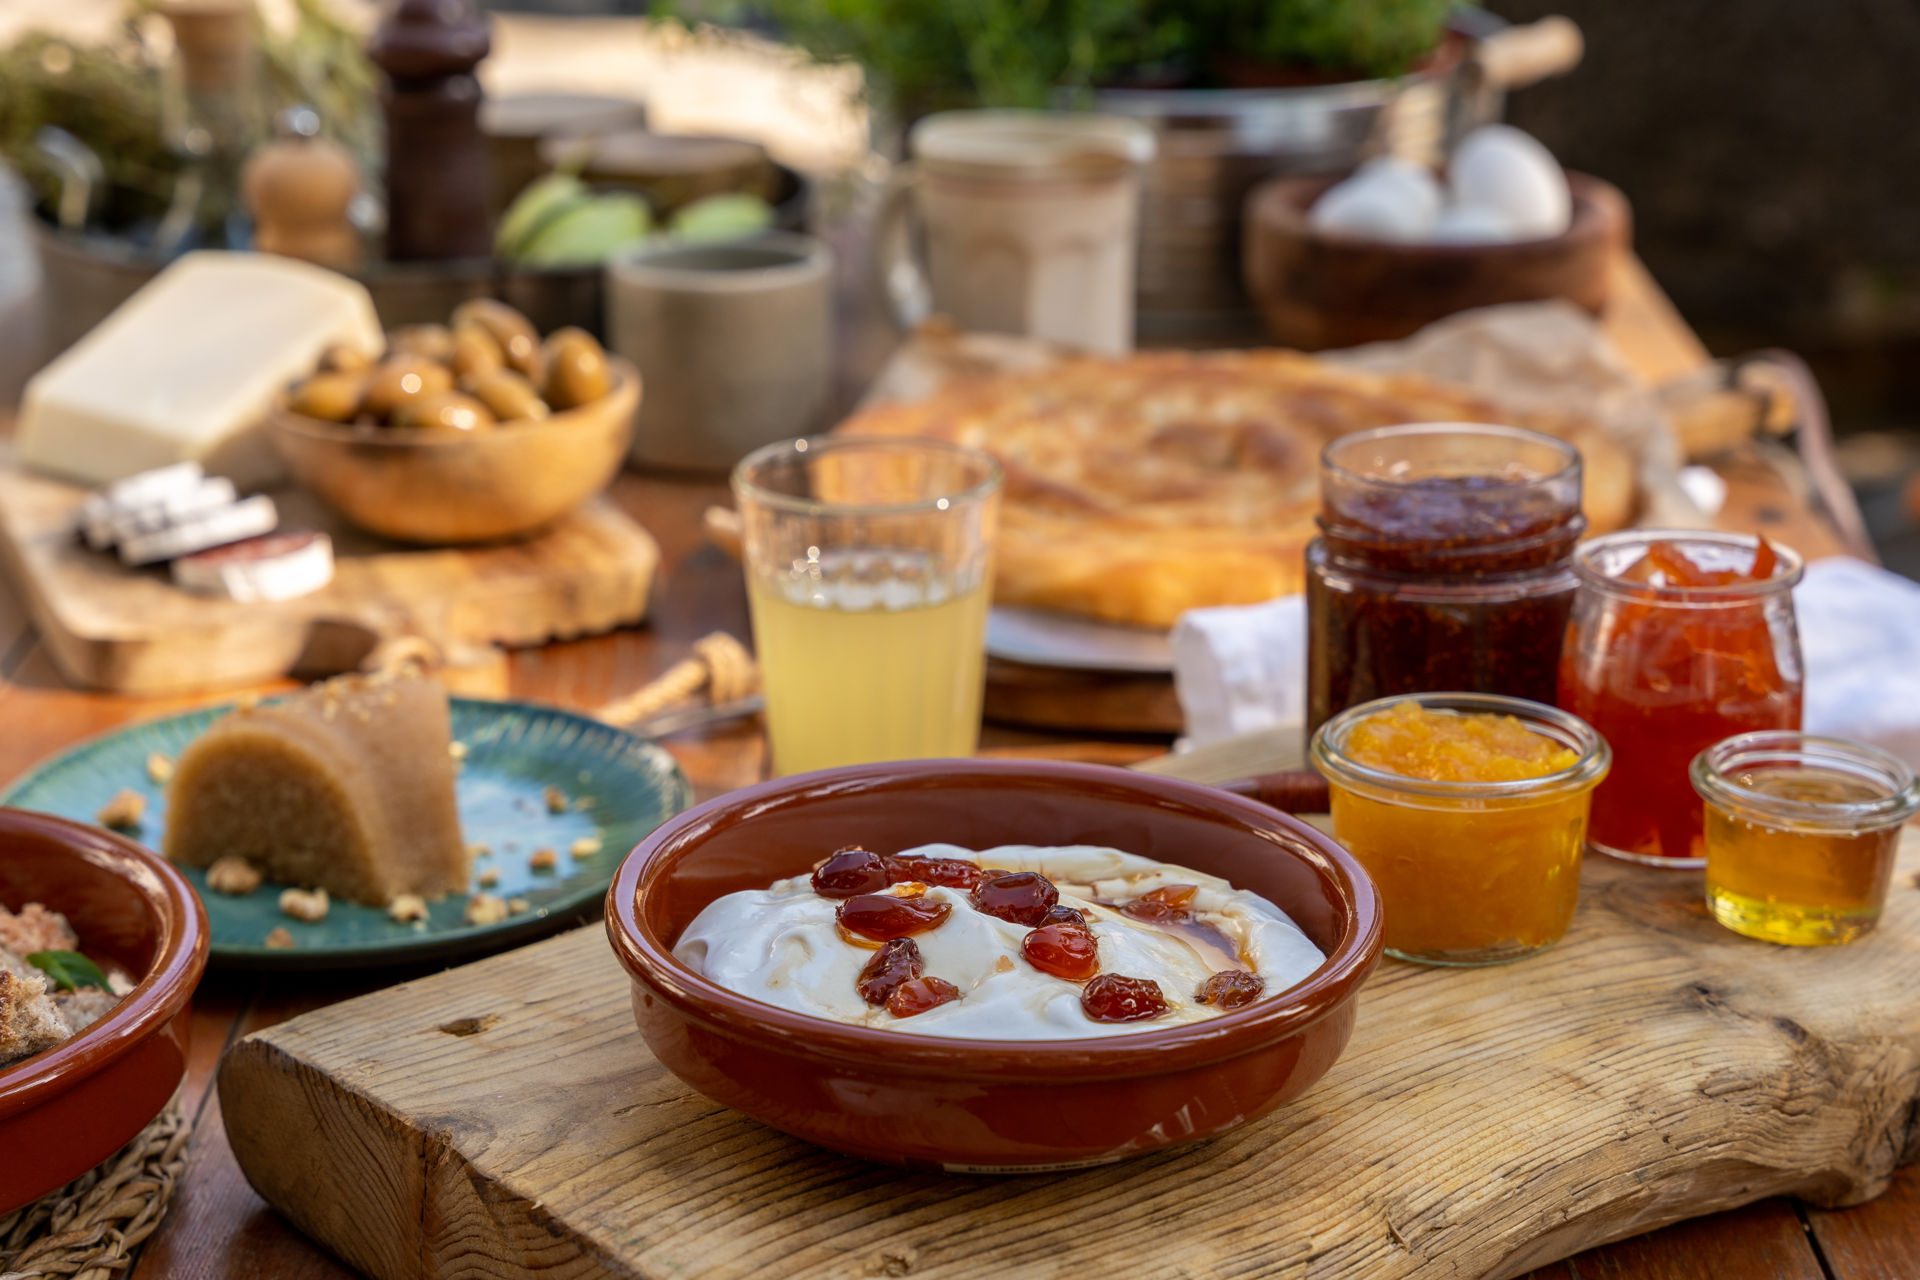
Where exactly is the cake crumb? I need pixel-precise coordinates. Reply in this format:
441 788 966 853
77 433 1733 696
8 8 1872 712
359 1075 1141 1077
543 786 569 814
387 894 429 924
96 789 146 830
569 836 602 859
478 867 500 888
507 897 531 916
279 887 330 922
146 752 174 783
465 893 508 926
264 927 296 949
529 848 559 872
448 741 468 760
206 857 263 896
467 843 491 860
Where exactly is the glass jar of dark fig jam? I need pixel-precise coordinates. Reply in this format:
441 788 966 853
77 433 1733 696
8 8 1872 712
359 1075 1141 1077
1306 423 1585 738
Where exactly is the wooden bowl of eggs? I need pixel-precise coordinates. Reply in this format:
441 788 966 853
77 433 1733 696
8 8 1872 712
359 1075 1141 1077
272 300 640 544
1243 126 1631 351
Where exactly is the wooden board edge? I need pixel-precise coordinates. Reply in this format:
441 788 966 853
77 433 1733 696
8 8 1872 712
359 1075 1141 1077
219 1013 654 1280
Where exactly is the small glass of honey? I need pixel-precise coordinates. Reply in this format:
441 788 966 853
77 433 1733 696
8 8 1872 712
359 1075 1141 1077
1691 732 1919 946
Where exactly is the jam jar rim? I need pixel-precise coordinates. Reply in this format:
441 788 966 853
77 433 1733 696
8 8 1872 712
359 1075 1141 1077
1572 530 1805 604
1320 422 1581 494
1690 731 1920 834
1312 692 1611 808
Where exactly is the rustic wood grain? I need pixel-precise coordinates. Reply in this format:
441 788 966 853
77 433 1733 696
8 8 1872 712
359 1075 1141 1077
216 833 1920 1280
0 455 660 695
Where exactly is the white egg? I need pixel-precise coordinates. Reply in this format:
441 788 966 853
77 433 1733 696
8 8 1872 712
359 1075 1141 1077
1448 124 1571 240
1349 157 1445 222
1309 160 1442 242
1429 202 1520 244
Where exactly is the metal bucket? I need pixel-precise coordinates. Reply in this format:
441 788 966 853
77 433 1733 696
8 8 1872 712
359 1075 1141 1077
1093 15 1581 342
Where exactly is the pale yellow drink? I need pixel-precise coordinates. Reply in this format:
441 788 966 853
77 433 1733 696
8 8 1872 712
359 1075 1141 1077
749 552 989 774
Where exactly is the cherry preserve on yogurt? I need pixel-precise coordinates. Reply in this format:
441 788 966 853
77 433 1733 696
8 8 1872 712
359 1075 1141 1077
1306 423 1585 738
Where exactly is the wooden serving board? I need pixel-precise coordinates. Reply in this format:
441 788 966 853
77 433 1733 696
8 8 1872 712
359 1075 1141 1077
217 835 1920 1280
0 456 659 695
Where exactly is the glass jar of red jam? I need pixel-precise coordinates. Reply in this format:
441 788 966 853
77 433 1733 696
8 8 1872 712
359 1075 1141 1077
1559 531 1804 867
1306 423 1585 738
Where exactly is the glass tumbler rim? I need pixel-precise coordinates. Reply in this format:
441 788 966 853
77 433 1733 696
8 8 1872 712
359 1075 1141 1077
1691 731 1920 833
1312 691 1611 807
732 434 1003 518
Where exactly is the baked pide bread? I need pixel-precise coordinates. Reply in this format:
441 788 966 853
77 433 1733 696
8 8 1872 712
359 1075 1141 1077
840 349 1635 629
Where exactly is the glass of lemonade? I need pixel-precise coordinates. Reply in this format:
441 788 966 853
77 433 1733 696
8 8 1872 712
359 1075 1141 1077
734 435 1002 775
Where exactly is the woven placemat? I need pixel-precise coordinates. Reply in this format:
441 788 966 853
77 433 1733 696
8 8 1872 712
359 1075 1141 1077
0 1096 192 1280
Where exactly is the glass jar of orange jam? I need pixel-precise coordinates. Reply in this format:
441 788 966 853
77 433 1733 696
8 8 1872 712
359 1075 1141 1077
1692 732 1919 946
1312 693 1610 966
1558 532 1804 868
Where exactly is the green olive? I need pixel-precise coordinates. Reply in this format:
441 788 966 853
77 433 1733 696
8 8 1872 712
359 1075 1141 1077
288 371 367 422
360 356 455 423
317 344 373 375
392 390 497 433
465 368 550 422
385 324 456 364
450 323 506 381
542 327 612 410
450 298 543 383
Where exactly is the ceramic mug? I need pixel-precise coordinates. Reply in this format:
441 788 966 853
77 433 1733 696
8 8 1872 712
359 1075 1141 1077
878 110 1155 356
606 232 833 472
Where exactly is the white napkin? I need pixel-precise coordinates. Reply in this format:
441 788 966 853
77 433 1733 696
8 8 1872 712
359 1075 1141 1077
1171 556 1920 772
1171 596 1306 745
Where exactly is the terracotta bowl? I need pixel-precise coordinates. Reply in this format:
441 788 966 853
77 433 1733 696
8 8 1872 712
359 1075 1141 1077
1242 171 1631 350
0 809 209 1214
272 360 640 545
605 759 1382 1173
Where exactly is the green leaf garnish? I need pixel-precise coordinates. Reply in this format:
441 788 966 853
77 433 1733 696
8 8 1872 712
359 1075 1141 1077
26 950 111 993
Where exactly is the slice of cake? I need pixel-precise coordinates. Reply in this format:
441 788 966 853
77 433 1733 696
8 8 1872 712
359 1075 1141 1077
164 669 468 907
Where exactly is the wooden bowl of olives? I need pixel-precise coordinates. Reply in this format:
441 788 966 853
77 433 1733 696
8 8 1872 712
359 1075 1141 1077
272 300 640 544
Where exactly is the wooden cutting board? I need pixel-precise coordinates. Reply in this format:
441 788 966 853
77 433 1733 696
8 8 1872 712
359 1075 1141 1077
217 834 1920 1280
0 456 658 695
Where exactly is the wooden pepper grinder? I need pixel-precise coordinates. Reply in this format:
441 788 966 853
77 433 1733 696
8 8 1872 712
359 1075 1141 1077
367 0 493 261
243 109 364 270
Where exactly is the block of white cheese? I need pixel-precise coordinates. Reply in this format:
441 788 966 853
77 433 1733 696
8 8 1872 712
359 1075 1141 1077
17 251 382 488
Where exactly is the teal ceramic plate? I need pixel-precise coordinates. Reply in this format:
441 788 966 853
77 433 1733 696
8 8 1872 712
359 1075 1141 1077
0 699 692 971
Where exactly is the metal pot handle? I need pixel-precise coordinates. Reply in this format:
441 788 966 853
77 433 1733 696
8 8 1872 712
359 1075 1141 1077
874 162 931 332
1471 15 1584 89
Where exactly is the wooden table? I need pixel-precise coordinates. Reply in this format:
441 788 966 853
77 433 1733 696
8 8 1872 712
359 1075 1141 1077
0 267 1911 1280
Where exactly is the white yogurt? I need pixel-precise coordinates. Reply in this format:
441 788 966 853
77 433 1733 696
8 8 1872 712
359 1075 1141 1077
673 843 1327 1040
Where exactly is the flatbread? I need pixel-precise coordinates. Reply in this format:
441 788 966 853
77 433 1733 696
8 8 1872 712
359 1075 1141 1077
840 349 1634 629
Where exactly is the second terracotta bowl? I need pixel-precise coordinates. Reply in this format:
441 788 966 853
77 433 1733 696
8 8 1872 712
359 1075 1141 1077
0 809 209 1214
606 759 1382 1172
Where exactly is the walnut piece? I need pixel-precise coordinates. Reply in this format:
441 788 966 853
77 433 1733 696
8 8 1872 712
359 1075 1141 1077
464 893 508 926
529 848 558 872
206 857 263 896
543 786 569 814
278 887 330 922
386 894 429 924
146 752 174 783
507 897 531 917
569 836 602 858
478 867 500 889
264 927 296 950
96 789 146 831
